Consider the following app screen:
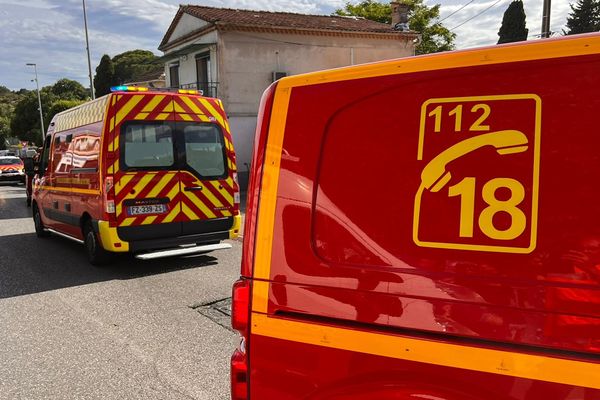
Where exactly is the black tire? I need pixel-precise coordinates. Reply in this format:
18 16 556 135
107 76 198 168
33 204 50 238
83 221 111 266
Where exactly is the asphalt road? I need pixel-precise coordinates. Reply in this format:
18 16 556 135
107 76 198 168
0 183 241 400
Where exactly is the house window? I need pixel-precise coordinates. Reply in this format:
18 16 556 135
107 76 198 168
169 63 180 88
195 53 210 96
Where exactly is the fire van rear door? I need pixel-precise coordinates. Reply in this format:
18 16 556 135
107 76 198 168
113 94 184 241
173 95 235 235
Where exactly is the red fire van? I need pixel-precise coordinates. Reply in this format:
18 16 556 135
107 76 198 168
30 87 240 264
231 33 600 399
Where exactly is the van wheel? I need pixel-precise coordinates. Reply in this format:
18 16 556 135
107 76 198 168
33 204 50 238
83 221 111 266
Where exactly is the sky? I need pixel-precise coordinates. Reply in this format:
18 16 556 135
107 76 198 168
0 0 572 91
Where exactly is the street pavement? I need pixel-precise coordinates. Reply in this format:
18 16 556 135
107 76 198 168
0 183 241 399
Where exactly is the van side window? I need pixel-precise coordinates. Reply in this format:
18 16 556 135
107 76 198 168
122 122 174 168
39 135 52 173
182 123 227 178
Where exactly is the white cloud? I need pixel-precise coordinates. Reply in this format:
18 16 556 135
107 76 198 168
0 0 575 90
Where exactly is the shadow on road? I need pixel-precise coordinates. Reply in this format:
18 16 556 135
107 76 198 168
0 231 219 300
0 197 31 220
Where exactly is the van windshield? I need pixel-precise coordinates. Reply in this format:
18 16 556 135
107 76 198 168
0 157 22 165
182 123 227 178
122 122 174 168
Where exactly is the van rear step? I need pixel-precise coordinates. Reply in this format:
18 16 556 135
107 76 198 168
135 243 232 260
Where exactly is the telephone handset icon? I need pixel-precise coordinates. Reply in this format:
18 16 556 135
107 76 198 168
420 130 529 192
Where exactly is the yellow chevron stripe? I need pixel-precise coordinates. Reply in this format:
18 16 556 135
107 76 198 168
181 96 205 115
181 203 197 220
199 99 226 127
184 191 216 219
178 113 193 121
156 113 170 120
134 112 149 120
120 217 135 227
142 95 165 113
141 216 157 225
115 95 144 126
162 201 180 223
209 180 233 205
174 102 186 113
115 173 134 195
146 172 177 198
162 102 174 112
123 173 156 200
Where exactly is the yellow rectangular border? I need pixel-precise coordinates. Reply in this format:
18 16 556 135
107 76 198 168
413 94 541 254
251 34 600 389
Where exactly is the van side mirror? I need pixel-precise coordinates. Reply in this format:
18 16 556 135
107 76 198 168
23 157 36 176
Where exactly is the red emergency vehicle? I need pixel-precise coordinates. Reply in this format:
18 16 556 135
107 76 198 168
30 87 240 264
231 33 600 399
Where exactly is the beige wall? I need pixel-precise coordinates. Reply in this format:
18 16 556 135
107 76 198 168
162 25 414 188
218 30 414 115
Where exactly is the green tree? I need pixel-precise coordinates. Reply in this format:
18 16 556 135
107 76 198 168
497 0 528 44
94 54 115 97
335 0 455 54
51 78 89 101
112 49 162 84
10 91 54 144
48 99 85 122
564 0 600 35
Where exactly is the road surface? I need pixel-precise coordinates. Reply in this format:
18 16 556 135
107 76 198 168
0 183 241 399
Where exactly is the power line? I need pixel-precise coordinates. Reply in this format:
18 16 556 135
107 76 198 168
438 0 476 24
450 0 506 31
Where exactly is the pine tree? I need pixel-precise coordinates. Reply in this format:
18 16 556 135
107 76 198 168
94 55 115 97
565 0 600 35
497 0 528 44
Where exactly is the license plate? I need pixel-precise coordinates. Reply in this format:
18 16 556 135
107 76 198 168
128 204 168 216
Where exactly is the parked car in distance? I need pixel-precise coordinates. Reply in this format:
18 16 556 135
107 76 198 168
0 156 25 184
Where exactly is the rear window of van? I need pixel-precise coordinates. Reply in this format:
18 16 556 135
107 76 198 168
122 122 174 168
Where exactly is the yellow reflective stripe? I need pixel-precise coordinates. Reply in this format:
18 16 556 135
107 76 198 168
123 173 156 200
134 112 149 120
162 201 180 223
38 186 100 196
115 174 134 195
252 313 600 390
120 217 135 227
146 172 176 198
156 113 170 120
181 96 205 115
181 203 197 220
178 113 193 121
173 102 186 113
115 95 144 126
142 95 165 113
141 216 157 225
199 99 226 127
208 180 233 205
184 191 216 219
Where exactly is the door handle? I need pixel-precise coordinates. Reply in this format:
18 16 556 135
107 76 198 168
184 186 203 192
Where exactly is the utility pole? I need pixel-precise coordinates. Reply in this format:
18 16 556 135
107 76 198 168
83 0 95 99
541 0 552 38
25 63 45 138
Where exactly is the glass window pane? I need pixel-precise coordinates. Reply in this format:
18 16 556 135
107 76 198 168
123 123 174 168
183 123 226 178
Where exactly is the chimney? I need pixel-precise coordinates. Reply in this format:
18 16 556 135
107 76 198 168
391 1 410 31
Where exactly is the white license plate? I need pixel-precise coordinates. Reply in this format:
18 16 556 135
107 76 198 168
128 204 168 215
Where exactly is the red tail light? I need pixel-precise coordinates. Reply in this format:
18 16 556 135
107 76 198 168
232 279 250 333
231 348 248 400
231 278 250 400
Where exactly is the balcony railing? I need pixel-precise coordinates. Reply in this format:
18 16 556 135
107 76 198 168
178 82 219 98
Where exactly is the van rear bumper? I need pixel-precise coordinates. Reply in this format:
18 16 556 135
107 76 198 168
94 215 241 254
